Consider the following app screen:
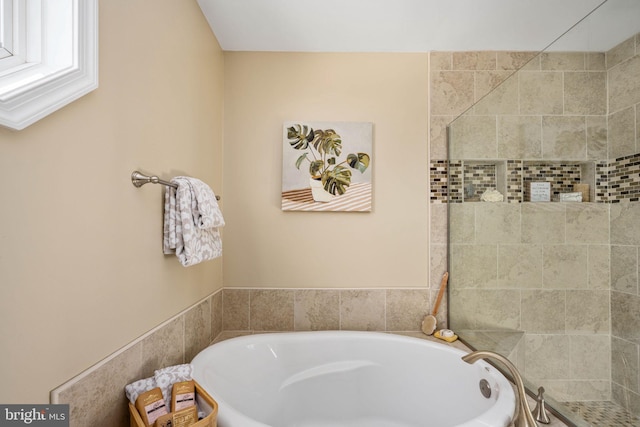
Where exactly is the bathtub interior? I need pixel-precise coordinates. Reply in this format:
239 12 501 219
192 332 515 427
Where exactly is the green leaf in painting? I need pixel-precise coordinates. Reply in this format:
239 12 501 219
287 124 314 150
347 153 370 173
295 153 308 170
309 160 324 177
322 165 352 195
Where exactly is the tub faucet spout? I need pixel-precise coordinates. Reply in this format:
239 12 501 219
462 350 538 427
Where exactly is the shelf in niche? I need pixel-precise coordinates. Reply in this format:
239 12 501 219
522 160 595 203
452 159 597 203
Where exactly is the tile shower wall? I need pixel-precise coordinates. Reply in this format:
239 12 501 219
608 33 640 415
448 202 611 401
430 33 640 415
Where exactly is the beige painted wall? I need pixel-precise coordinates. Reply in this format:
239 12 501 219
0 0 224 403
222 52 430 288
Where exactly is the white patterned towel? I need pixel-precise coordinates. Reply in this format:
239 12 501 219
163 176 224 267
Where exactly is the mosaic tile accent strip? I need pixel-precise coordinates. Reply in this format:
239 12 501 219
608 152 640 203
428 153 639 204
449 160 463 203
429 160 448 203
596 160 610 203
506 160 523 203
564 401 640 427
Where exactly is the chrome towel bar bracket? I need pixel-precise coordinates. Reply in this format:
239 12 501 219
131 171 220 200
131 171 178 188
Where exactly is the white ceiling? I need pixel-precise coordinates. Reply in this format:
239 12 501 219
197 0 640 53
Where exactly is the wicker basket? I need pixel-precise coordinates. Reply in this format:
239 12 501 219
129 381 218 427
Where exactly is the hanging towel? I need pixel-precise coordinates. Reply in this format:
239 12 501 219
163 176 224 267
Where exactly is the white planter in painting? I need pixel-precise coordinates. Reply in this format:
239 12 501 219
310 178 335 202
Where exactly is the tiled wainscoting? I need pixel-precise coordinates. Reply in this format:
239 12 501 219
51 291 223 427
51 287 440 427
221 288 442 333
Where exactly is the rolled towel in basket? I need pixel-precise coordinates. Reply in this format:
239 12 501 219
125 376 157 405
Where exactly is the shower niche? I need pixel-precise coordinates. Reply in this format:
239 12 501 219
453 159 597 203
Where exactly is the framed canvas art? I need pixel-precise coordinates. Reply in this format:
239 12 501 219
282 121 373 212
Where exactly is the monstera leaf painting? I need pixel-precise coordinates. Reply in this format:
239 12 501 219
281 121 373 212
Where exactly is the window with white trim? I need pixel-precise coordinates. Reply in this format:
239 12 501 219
0 0 98 130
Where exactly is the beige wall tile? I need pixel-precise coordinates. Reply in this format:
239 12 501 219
430 203 448 245
185 299 212 361
586 52 606 71
57 343 143 427
448 288 477 330
611 245 639 293
611 201 640 245
612 336 640 394
141 317 184 378
566 290 610 334
430 52 452 71
450 244 497 288
570 335 611 380
475 203 521 244
541 52 585 70
498 244 543 288
431 71 475 116
521 290 565 333
586 115 608 160
566 203 609 244
211 291 223 341
473 289 521 330
250 289 294 331
524 334 570 379
474 72 519 115
542 116 587 160
542 380 610 402
223 289 250 330
497 115 542 159
430 243 448 289
588 245 611 290
497 51 538 70
608 55 640 113
608 106 636 159
519 71 563 114
294 289 340 331
564 72 607 115
607 35 636 69
611 291 640 343
448 115 497 158
543 245 588 289
449 203 475 243
521 203 566 244
339 289 385 331
386 289 429 331
453 51 496 70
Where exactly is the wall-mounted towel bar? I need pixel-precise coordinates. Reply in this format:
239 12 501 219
131 171 220 200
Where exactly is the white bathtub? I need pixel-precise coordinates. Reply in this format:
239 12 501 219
191 331 515 427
